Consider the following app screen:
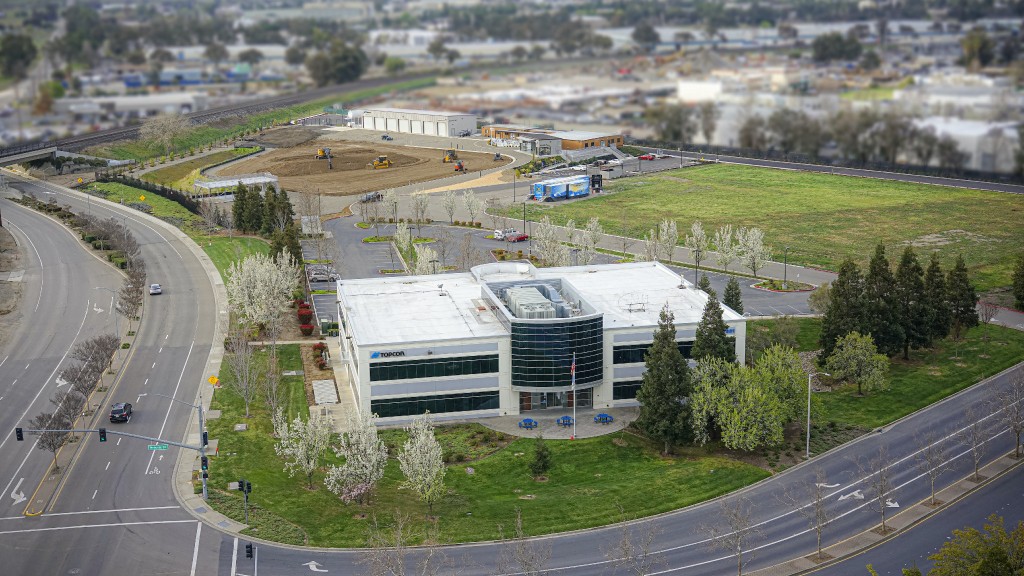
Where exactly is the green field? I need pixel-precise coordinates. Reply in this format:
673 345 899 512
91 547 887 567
141 147 259 190
199 236 271 279
206 346 768 547
515 164 1024 291
86 78 436 161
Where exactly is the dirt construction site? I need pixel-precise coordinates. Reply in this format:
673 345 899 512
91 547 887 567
214 138 497 197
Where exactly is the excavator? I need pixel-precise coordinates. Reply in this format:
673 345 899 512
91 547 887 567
315 147 331 160
369 155 393 169
442 149 458 163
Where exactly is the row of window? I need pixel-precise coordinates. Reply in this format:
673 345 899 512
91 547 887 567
613 380 643 400
511 317 604 388
370 391 500 419
369 355 499 382
612 341 694 365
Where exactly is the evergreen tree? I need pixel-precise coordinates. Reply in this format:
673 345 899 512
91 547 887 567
692 295 736 363
946 254 979 342
1012 253 1024 311
636 305 692 455
863 244 903 357
819 259 865 360
723 277 744 315
529 434 552 477
261 186 278 235
277 186 295 222
924 253 951 345
894 246 928 360
245 188 265 233
283 221 303 263
697 273 714 295
232 184 248 232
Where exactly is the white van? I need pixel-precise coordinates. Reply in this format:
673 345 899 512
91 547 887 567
494 228 517 240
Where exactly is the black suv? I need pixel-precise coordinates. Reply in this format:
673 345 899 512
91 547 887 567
109 403 132 423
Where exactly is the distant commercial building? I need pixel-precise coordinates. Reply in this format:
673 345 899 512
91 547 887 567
54 93 209 121
336 261 745 424
482 124 623 154
362 107 477 137
911 117 1019 173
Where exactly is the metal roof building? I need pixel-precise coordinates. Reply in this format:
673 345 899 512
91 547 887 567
362 107 477 137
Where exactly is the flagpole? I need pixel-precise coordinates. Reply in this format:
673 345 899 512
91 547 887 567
572 352 577 440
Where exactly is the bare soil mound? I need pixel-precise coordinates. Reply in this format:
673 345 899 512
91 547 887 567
214 139 495 196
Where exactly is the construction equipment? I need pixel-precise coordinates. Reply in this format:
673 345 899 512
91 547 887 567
454 160 466 173
493 152 502 161
442 149 458 163
315 147 331 160
370 155 393 169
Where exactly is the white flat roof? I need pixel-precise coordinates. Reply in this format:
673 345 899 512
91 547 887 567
364 107 475 118
339 262 742 347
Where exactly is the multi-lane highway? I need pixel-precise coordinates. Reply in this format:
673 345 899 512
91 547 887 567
0 171 1021 576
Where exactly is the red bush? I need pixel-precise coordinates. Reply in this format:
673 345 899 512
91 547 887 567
298 302 311 309
299 324 315 336
298 309 314 323
312 342 327 353
293 298 305 308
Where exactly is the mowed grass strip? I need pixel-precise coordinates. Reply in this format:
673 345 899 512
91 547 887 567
519 164 1024 291
141 147 259 189
198 236 271 279
206 345 768 547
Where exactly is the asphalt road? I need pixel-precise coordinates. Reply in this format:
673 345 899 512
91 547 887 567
0 175 220 575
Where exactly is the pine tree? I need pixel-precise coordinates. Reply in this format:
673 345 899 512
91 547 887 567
819 259 865 360
529 434 552 477
245 188 265 233
262 186 278 235
1012 253 1024 311
863 244 903 357
894 246 928 360
636 305 692 455
697 273 714 295
946 253 979 344
692 295 736 363
924 253 951 345
283 221 303 263
723 277 744 315
232 184 248 232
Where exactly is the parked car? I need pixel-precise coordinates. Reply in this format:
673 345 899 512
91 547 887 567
109 402 132 423
457 129 472 137
309 271 340 282
381 134 393 141
638 153 656 161
493 228 516 240
149 283 162 295
505 232 529 242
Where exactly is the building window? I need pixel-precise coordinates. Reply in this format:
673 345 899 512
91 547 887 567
613 380 643 400
371 391 500 418
612 341 693 364
510 316 604 388
369 354 499 382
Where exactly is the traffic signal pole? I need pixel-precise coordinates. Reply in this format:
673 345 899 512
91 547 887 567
152 392 208 501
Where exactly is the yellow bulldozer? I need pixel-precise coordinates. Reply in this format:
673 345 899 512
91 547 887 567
315 147 331 160
369 155 393 169
442 149 458 163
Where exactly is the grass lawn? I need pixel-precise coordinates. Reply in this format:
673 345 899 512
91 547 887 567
197 235 271 279
840 87 896 101
818 323 1024 429
141 147 259 189
87 181 204 228
206 347 768 547
510 163 1024 292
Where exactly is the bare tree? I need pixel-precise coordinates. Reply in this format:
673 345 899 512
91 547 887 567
497 509 551 576
382 188 399 222
435 229 454 268
485 198 503 232
117 266 146 331
224 327 264 418
957 405 988 482
442 189 458 224
700 101 719 145
781 468 834 561
998 372 1024 459
457 232 476 270
364 197 385 239
198 199 221 230
700 497 763 576
29 411 72 473
855 445 896 534
296 190 321 232
463 189 481 226
684 220 710 284
411 193 431 237
604 510 665 576
360 511 453 576
139 113 192 156
915 430 951 506
978 300 999 328
639 229 659 262
263 349 282 416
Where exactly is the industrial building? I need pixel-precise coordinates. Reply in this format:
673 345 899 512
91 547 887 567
336 261 745 424
362 107 477 137
482 124 624 149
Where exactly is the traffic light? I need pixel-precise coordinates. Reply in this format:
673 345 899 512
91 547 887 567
98 428 107 442
15 428 23 442
245 481 252 494
202 471 208 480
237 479 245 492
202 431 208 446
245 543 253 559
200 456 208 471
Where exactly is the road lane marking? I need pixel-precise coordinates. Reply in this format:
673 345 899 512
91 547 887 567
91 490 97 500
40 505 181 518
190 522 202 576
159 347 163 354
231 537 238 576
146 340 195 475
116 438 121 446
0 519 195 535
0 356 6 368
105 462 110 471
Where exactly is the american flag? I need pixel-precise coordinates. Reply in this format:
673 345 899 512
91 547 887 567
570 353 576 388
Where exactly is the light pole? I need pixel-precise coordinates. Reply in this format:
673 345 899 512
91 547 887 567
806 371 830 459
430 258 439 275
783 246 790 289
513 170 517 203
153 392 209 500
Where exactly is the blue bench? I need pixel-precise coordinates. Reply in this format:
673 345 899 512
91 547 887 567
518 419 538 430
594 413 614 424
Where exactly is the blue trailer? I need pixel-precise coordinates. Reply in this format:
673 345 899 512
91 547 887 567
531 175 591 202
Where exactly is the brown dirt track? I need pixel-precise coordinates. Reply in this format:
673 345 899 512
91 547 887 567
215 139 495 196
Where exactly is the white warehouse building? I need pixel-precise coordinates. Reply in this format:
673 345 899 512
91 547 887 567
362 107 476 137
336 261 746 425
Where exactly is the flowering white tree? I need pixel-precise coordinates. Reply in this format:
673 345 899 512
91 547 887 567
737 227 772 278
639 229 660 262
564 219 578 247
684 220 710 284
275 412 333 489
325 411 389 504
577 217 604 265
533 217 569 267
394 221 411 254
382 188 399 221
713 225 737 273
413 245 439 275
226 251 299 329
657 219 678 263
398 412 446 515
463 189 481 225
442 189 458 224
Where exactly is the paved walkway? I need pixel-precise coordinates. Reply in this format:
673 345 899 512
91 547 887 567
480 407 638 440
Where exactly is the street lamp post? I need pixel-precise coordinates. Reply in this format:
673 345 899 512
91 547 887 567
430 258 439 275
513 170 516 203
783 246 790 289
806 371 830 458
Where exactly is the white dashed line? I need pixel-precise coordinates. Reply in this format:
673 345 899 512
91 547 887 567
105 462 110 471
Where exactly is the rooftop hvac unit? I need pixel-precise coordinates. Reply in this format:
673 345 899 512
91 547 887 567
518 302 557 319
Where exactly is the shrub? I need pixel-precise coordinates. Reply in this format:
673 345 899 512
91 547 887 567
298 309 314 323
475 222 482 228
299 324 315 336
317 359 329 370
312 342 327 353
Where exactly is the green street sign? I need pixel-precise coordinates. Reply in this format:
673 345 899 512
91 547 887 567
147 444 169 451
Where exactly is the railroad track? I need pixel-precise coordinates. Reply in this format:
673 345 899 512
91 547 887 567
0 71 436 158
